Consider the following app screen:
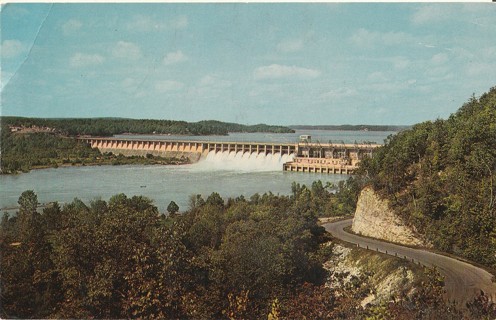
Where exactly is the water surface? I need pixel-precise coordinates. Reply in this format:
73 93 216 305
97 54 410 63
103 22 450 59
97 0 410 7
1 164 347 213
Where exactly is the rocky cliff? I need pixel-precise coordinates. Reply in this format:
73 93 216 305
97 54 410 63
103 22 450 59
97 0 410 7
324 244 420 308
352 187 429 247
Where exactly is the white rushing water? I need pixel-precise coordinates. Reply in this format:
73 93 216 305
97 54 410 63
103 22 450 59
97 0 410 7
191 151 294 172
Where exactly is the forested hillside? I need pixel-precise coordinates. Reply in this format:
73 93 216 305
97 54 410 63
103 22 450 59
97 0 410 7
0 127 189 174
1 186 474 319
1 117 294 137
358 87 496 269
0 186 350 318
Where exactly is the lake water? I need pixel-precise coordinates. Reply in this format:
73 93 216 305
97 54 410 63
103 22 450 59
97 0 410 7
0 130 394 213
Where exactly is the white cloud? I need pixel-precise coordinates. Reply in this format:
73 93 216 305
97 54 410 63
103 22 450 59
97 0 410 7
112 41 143 60
7 6 29 18
199 75 232 88
62 19 82 35
431 53 449 65
391 56 411 70
155 80 184 92
364 79 416 92
320 87 358 100
170 15 188 29
350 28 414 48
1 71 14 90
465 62 496 77
127 15 166 32
194 75 232 98
163 50 188 65
277 39 304 53
1 40 25 58
127 14 188 32
412 5 453 25
122 77 139 89
480 46 496 60
367 72 388 82
412 5 494 28
253 64 321 80
69 53 104 68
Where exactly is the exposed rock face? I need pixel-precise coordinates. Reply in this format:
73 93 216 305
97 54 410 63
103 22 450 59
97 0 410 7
352 187 428 247
324 244 418 307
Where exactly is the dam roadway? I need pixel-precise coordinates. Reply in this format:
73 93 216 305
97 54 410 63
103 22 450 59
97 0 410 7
324 219 496 307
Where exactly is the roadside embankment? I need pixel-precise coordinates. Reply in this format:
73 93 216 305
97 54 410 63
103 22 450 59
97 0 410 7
325 219 496 308
352 187 429 247
324 243 429 308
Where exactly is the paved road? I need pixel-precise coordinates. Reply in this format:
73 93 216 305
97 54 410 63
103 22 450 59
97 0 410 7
323 219 496 307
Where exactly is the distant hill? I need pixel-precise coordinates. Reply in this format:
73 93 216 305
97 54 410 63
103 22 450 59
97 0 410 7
290 125 409 132
357 86 496 270
1 117 295 137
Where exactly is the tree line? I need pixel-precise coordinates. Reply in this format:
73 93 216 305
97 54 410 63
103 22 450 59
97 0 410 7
2 117 295 137
357 86 496 271
0 127 188 174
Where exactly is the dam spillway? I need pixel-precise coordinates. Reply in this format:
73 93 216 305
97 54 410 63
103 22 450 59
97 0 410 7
78 137 380 174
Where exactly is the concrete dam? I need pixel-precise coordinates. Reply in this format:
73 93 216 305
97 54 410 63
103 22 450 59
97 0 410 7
79 136 380 174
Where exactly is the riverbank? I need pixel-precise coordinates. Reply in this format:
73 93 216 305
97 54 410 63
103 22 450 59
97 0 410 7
1 153 192 175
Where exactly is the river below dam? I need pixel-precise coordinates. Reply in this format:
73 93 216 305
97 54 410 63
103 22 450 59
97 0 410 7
0 130 394 213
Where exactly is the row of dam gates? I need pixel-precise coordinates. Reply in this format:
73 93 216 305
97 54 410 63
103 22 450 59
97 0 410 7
79 136 381 174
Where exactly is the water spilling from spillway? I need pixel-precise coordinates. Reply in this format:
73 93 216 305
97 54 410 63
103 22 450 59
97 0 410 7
190 151 295 172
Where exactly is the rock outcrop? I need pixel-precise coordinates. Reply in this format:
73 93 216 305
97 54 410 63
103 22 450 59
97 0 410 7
324 244 418 307
352 187 429 247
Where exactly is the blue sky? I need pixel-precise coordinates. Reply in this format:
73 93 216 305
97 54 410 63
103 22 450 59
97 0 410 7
1 3 495 125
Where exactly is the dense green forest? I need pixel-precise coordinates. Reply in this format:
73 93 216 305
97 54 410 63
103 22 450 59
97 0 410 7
1 117 294 137
290 124 409 132
0 127 188 174
2 184 483 319
357 87 496 270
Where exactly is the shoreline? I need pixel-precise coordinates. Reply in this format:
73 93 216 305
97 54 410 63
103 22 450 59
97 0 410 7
0 157 194 176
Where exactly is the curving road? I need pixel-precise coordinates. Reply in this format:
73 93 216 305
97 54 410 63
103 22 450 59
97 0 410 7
323 219 496 307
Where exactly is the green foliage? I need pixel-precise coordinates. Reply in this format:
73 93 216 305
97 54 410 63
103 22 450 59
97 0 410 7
290 176 362 217
180 189 327 318
0 189 325 318
167 200 180 215
1 117 294 137
1 188 492 318
0 128 101 173
1 192 194 319
357 86 496 269
0 128 189 173
206 192 225 207
18 190 38 215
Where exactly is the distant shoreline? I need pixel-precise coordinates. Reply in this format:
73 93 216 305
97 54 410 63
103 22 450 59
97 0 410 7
289 125 409 132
